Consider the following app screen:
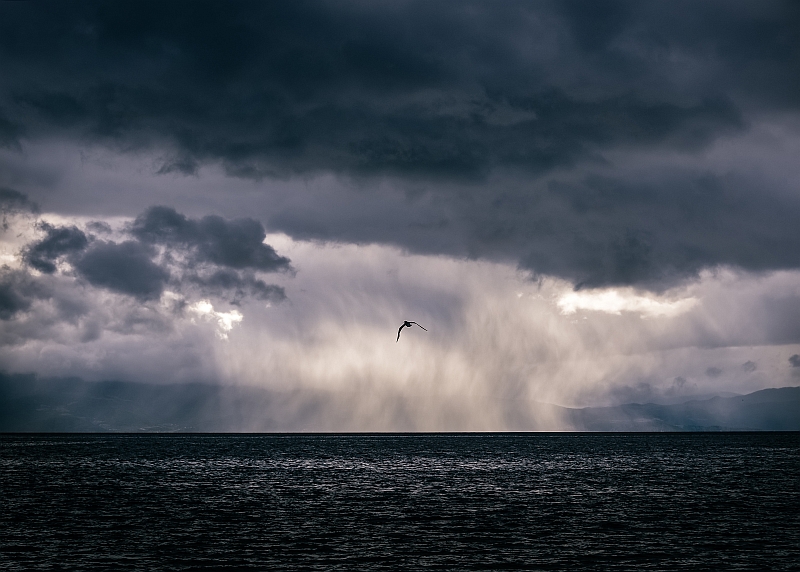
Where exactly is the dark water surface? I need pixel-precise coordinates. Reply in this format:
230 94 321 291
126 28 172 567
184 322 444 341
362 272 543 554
1 433 799 571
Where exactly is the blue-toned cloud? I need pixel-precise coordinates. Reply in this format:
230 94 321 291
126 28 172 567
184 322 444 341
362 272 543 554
73 240 168 301
131 206 292 273
24 222 89 274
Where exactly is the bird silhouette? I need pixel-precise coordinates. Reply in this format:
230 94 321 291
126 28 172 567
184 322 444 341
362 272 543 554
397 320 427 342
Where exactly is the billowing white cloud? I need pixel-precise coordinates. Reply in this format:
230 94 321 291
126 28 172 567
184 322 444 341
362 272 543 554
187 299 243 340
557 288 697 317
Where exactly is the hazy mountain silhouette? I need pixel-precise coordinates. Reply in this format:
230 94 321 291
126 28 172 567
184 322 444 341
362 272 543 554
1 372 798 432
565 388 800 431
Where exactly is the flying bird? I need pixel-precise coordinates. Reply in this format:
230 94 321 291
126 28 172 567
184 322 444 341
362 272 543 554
397 320 427 342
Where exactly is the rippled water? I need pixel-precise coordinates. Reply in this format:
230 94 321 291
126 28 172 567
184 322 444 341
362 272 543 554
2 433 799 570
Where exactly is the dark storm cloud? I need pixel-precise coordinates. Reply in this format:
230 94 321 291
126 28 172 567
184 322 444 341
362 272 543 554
188 269 286 305
131 206 292 273
74 240 168 301
524 172 800 288
706 367 723 378
790 355 800 368
267 167 800 289
1 0 781 177
2 1 800 288
24 222 89 274
0 108 20 150
741 361 757 373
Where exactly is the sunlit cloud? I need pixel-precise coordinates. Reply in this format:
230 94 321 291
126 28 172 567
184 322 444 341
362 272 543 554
188 299 243 340
557 288 698 318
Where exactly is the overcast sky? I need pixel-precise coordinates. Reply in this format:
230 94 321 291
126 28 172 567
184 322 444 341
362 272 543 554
2 1 800 429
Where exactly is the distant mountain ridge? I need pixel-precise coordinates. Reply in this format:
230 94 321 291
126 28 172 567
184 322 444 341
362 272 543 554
1 372 798 432
566 387 800 431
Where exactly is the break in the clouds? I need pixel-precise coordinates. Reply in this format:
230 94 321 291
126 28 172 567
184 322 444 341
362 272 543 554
1 1 800 428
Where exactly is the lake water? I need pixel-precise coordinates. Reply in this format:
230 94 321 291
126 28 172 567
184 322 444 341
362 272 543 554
1 433 799 570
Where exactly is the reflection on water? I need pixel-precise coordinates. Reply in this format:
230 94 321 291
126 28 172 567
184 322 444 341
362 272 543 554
2 434 799 570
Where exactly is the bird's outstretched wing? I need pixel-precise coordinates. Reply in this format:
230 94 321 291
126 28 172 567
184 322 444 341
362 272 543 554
410 322 427 331
396 325 405 342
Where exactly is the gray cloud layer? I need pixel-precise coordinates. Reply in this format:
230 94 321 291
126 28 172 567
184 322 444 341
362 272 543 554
1 187 38 230
1 1 800 289
0 268 50 321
